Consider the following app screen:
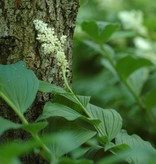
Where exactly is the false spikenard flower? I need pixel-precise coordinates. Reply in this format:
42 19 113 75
33 20 68 74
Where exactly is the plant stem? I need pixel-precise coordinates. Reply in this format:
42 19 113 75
0 92 28 124
0 92 52 161
100 45 156 126
62 70 106 137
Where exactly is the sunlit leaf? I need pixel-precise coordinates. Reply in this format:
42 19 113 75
0 116 21 136
0 61 39 114
116 55 153 79
87 104 122 142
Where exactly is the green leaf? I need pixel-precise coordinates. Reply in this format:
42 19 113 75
59 157 93 164
54 94 91 114
37 102 82 121
53 94 84 114
46 118 96 160
0 117 21 136
127 68 149 95
37 102 100 127
22 122 48 134
110 31 137 40
116 55 153 79
81 21 118 44
115 130 156 164
0 139 39 164
61 93 90 107
50 128 96 158
87 104 122 142
77 95 91 107
0 61 39 114
39 80 67 94
143 89 156 110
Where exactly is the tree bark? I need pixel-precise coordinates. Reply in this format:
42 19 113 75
0 0 79 163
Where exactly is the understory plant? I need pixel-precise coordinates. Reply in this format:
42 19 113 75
0 20 156 164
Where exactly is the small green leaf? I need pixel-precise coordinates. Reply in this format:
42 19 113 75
115 130 156 164
110 31 137 40
0 61 39 114
39 80 67 94
143 89 156 110
127 68 149 95
22 122 48 134
37 102 82 121
82 21 118 44
0 117 21 136
87 104 122 142
116 56 153 79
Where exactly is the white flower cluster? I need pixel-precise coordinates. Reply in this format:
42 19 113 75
33 19 68 73
118 10 147 35
133 37 156 64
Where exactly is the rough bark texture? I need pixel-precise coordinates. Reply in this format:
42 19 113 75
0 0 79 163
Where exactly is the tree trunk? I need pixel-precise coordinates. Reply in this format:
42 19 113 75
0 0 79 163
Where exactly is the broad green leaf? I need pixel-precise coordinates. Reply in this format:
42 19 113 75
0 116 21 136
49 128 96 158
39 80 67 94
0 61 39 114
81 21 118 44
53 94 84 114
115 55 153 79
127 68 149 95
115 130 156 164
37 102 100 126
59 157 93 164
22 122 48 134
143 89 156 110
60 93 78 104
87 104 122 142
84 146 106 162
37 102 82 121
45 118 96 160
54 94 91 114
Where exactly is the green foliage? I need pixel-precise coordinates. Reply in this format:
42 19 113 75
81 21 118 44
0 117 21 136
1 2 156 162
0 61 39 118
0 60 156 163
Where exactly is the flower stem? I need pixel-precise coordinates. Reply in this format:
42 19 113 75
62 70 105 137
